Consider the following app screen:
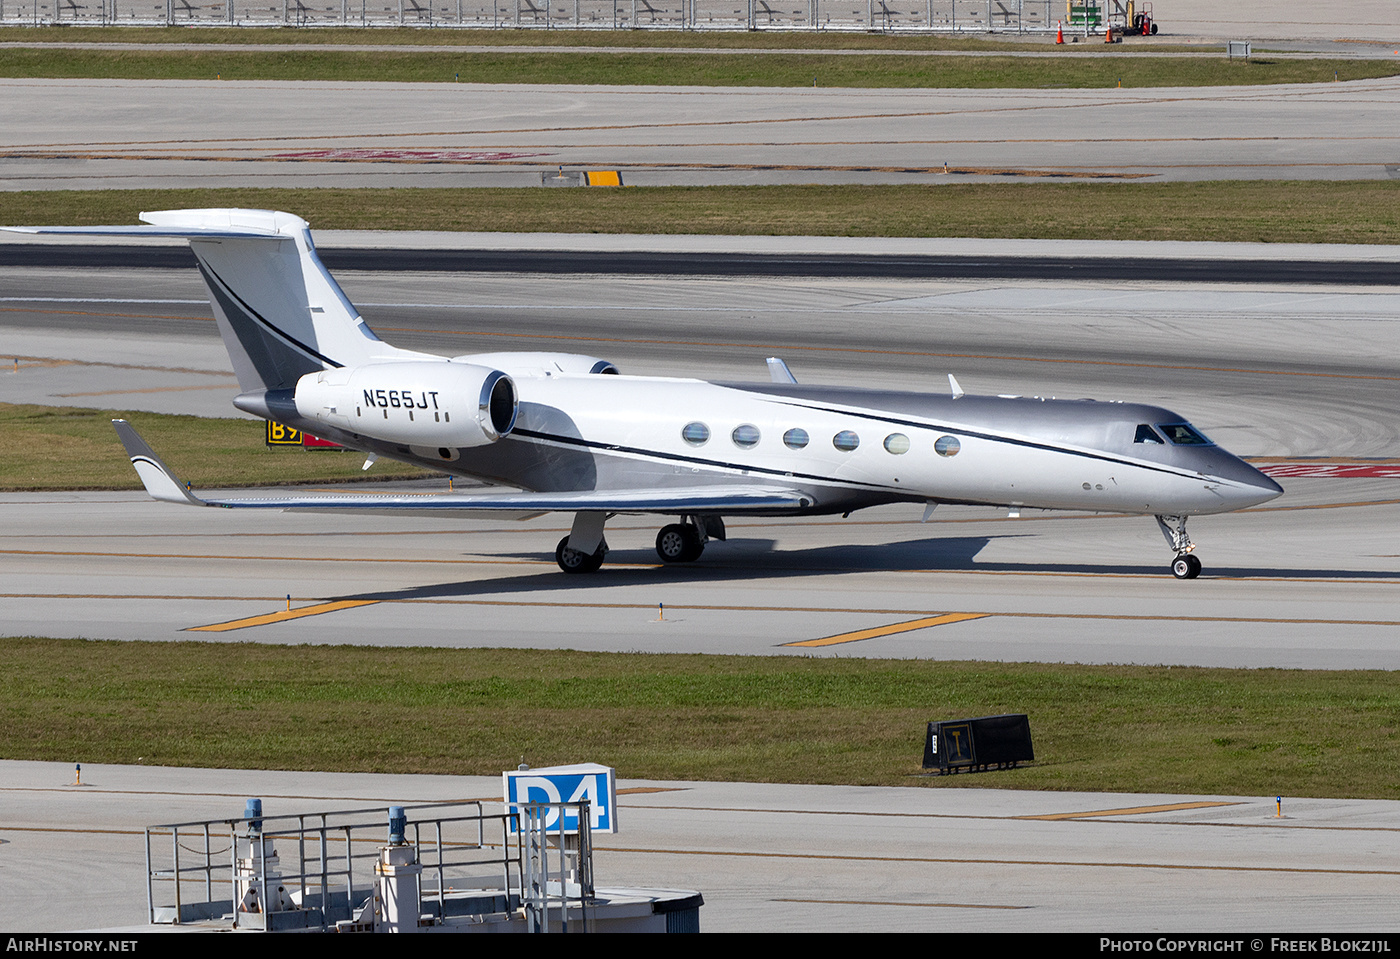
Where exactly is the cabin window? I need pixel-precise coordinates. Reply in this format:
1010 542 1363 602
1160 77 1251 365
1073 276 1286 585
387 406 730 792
833 430 860 452
883 433 910 455
1158 423 1212 446
1134 424 1164 444
783 428 810 450
681 422 710 446
935 435 961 458
732 424 761 449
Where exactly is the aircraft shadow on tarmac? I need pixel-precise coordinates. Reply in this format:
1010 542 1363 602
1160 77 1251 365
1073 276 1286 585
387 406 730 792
334 535 1400 604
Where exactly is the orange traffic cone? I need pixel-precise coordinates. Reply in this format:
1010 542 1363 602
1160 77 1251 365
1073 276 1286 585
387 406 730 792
1056 21 1064 44
1105 24 1114 43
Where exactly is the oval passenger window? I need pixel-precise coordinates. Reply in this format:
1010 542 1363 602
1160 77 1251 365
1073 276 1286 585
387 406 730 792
681 422 710 446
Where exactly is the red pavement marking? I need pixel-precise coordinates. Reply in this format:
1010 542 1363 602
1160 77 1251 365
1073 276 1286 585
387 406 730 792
1256 464 1400 478
270 149 549 162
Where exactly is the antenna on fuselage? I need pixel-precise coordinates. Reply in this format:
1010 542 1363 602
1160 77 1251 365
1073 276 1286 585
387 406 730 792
948 374 965 399
766 357 798 384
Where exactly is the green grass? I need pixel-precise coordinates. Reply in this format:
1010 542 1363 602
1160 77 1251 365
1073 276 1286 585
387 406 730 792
0 45 1391 87
6 637 1400 797
7 182 1400 244
0 404 431 490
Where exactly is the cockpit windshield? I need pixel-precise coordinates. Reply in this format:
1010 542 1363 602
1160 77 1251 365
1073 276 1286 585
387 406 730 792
1157 422 1213 446
1134 424 1164 445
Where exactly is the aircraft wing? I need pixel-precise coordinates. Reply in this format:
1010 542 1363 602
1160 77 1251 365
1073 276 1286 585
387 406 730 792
113 420 813 514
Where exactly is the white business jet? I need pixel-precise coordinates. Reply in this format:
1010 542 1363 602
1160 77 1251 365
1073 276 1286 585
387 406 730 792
5 209 1282 578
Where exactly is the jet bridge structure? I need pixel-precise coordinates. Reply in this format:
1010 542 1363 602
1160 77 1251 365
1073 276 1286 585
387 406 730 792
144 799 702 933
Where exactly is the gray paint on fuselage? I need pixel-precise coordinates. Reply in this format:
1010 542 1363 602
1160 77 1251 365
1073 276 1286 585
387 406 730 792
726 382 1272 486
729 383 1178 450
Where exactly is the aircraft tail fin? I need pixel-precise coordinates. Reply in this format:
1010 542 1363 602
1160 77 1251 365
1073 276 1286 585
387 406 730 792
5 209 421 394
111 419 208 506
150 209 426 393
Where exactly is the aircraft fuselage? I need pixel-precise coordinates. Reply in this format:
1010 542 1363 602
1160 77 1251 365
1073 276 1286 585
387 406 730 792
262 370 1282 519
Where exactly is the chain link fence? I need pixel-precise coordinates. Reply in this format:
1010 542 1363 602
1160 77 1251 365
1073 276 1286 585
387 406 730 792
4 0 1065 33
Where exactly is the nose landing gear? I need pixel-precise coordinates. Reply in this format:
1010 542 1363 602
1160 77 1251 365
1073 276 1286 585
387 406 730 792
1156 514 1201 579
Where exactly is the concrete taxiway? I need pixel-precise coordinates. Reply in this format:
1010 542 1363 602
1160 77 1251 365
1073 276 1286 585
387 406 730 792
2 237 1398 669
5 760 1400 933
6 75 1400 188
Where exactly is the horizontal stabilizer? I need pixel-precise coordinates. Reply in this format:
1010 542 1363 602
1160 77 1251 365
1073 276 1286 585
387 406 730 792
2 226 279 240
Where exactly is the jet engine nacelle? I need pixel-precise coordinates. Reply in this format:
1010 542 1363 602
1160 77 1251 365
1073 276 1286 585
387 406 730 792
294 361 517 448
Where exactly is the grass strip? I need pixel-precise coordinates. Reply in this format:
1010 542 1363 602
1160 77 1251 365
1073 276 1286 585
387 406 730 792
0 403 430 490
0 46 1393 86
7 183 1400 244
5 637 1399 797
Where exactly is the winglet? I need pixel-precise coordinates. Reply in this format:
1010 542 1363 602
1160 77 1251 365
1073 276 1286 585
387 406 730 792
111 420 208 506
766 357 798 384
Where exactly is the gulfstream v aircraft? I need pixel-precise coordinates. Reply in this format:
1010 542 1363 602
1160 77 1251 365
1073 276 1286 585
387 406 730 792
6 209 1282 578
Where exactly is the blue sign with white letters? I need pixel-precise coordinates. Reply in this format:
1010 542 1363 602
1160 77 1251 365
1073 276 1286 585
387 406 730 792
503 763 617 835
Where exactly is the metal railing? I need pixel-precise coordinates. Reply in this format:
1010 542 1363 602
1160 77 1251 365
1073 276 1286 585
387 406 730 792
144 799 594 932
6 0 1064 32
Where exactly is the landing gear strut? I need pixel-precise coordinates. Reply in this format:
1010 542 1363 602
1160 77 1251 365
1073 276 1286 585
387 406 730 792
1156 514 1201 579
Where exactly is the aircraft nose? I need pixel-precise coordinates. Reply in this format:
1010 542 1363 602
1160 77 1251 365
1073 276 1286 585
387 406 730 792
1206 455 1283 507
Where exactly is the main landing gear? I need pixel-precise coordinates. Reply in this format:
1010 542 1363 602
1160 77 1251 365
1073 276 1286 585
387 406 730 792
656 523 704 564
1156 514 1201 580
655 515 721 565
555 535 607 574
553 513 723 573
556 509 609 574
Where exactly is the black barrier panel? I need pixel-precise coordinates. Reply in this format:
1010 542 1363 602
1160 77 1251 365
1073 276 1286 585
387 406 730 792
923 714 1034 774
4 245 1398 286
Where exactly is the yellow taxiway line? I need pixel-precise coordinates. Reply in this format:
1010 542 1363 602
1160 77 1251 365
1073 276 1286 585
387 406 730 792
186 599 379 633
782 612 989 647
1021 801 1239 821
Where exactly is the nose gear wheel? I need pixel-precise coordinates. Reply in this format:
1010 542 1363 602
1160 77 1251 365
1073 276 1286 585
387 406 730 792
1171 554 1202 580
